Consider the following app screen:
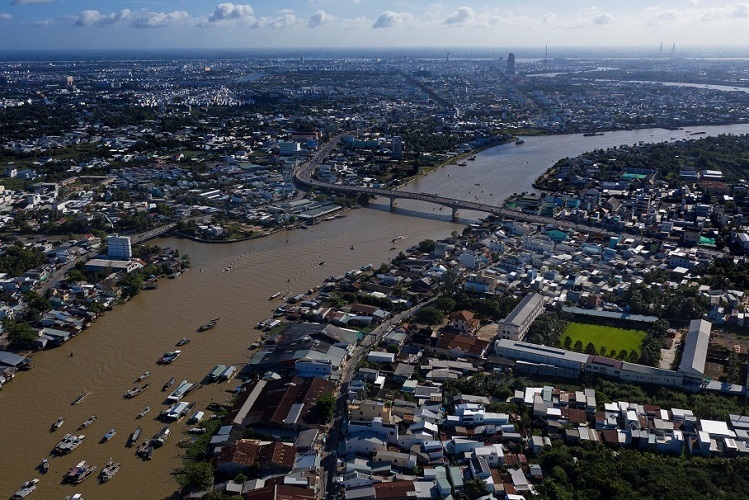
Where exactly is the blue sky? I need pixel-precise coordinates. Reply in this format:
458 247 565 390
0 1 747 51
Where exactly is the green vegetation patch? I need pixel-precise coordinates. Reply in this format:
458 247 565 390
562 322 646 356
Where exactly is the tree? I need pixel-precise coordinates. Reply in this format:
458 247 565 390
417 239 436 253
628 350 640 363
618 349 629 360
415 307 444 325
311 393 336 424
464 478 489 499
180 461 214 491
563 336 572 350
600 345 607 357
434 296 456 313
585 342 597 355
5 319 37 349
573 340 583 352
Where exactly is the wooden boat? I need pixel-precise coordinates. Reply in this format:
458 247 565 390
135 371 151 382
162 376 175 391
71 391 89 405
197 318 219 332
129 427 142 447
124 383 150 399
103 428 117 442
176 338 191 346
54 434 85 454
137 406 151 419
79 415 97 429
65 461 97 484
99 460 120 482
136 440 149 456
269 292 281 300
157 351 181 364
11 479 39 499
40 458 49 474
51 417 65 431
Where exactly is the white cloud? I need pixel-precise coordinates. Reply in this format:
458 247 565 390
373 11 413 29
542 12 559 25
74 9 131 27
203 3 256 25
131 10 191 29
12 0 54 4
33 18 53 27
262 13 297 29
444 6 475 26
308 9 333 28
592 12 615 25
0 12 13 21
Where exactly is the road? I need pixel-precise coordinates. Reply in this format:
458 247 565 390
319 298 434 499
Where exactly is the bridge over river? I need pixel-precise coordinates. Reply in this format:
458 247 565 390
293 139 617 238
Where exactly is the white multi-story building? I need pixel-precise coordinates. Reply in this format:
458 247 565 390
497 293 546 341
106 235 132 259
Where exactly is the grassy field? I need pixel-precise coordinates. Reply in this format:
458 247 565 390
562 322 647 356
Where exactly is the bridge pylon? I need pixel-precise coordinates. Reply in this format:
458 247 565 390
389 197 398 212
451 207 458 221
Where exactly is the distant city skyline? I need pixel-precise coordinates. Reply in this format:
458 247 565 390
0 1 747 52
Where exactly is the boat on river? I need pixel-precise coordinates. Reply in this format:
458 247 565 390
167 380 192 401
11 479 38 499
515 138 525 144
99 459 120 482
176 338 191 346
157 350 181 364
102 428 116 442
137 406 151 419
54 433 85 454
71 391 89 405
51 416 65 431
197 318 219 332
129 427 142 447
65 460 97 484
136 440 149 457
79 415 97 429
269 292 281 300
162 376 175 391
135 371 151 382
124 383 150 399
40 458 49 474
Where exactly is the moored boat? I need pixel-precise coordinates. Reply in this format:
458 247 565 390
515 138 525 144
269 292 281 300
51 416 65 431
79 415 97 429
102 428 117 442
176 338 191 346
136 440 149 457
162 376 175 391
137 406 151 419
66 461 97 484
99 459 120 482
135 371 151 382
11 479 39 499
54 433 85 454
124 383 150 399
40 458 49 474
157 350 181 364
129 427 142 446
197 318 219 332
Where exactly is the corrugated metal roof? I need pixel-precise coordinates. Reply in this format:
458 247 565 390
679 319 711 378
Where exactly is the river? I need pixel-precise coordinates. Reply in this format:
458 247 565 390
2 123 749 499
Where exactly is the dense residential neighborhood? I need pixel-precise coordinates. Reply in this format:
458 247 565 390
2 53 749 499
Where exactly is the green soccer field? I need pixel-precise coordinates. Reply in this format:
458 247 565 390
561 322 647 356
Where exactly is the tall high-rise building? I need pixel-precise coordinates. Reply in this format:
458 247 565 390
107 234 132 260
507 53 516 75
391 136 403 159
